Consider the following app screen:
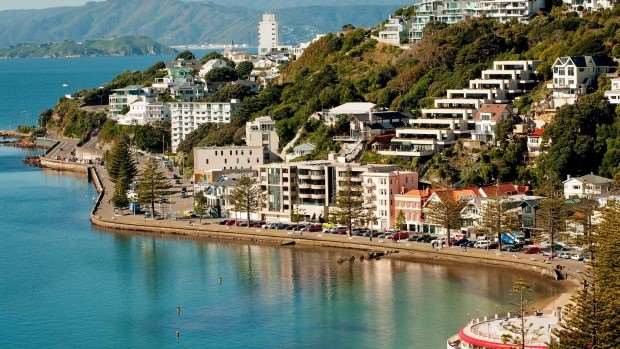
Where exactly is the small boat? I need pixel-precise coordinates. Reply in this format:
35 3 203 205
62 83 69 87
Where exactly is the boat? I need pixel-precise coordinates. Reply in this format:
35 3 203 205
447 311 560 349
62 83 69 87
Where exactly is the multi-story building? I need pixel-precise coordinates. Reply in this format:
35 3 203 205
259 160 417 227
108 85 152 118
117 100 170 126
563 0 615 11
563 174 614 199
194 146 267 175
245 116 280 160
376 60 539 157
406 0 546 43
377 16 408 46
605 77 620 104
550 55 616 108
475 0 545 22
170 100 240 152
258 13 279 56
170 81 206 102
527 127 545 159
394 188 435 233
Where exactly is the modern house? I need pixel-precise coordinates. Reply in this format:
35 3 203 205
170 100 240 152
117 100 170 126
108 85 152 118
563 174 614 199
475 0 546 22
549 55 616 108
341 110 410 142
170 81 206 102
377 16 408 46
291 143 316 159
376 60 539 157
324 102 377 127
471 104 512 143
605 77 620 104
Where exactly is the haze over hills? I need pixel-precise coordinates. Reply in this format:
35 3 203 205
194 0 408 9
0 0 398 47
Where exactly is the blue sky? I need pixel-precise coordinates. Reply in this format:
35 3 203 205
0 0 93 10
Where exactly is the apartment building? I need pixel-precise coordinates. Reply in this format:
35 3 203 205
407 0 543 43
245 116 280 160
258 13 279 55
376 60 539 157
394 188 435 233
108 85 152 118
605 77 620 104
170 99 240 152
550 55 616 108
563 0 615 11
259 160 417 227
194 145 266 174
117 100 170 126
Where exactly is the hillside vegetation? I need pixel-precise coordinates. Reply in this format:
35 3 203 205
0 36 175 58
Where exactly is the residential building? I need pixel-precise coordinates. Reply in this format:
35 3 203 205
563 174 614 199
324 102 378 127
471 104 512 143
520 196 543 235
170 81 206 102
338 110 410 142
117 100 170 126
563 0 615 11
475 0 546 22
291 143 316 159
170 100 240 152
423 188 480 236
245 116 280 160
258 13 279 55
363 169 418 229
194 146 266 175
550 55 616 108
199 59 228 78
259 160 417 227
394 188 435 233
194 171 254 218
527 128 544 159
152 66 193 92
605 77 620 104
108 85 151 118
378 16 408 46
376 60 539 157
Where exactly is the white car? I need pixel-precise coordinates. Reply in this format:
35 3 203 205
559 251 573 259
430 237 447 247
474 240 491 249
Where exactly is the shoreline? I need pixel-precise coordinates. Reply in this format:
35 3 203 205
33 154 580 311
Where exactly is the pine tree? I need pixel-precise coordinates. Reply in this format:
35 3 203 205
535 196 567 259
424 195 465 244
330 167 365 236
105 137 137 185
501 279 544 349
395 210 406 230
194 191 209 223
112 168 130 208
136 158 172 219
230 175 262 227
290 204 306 224
553 202 620 349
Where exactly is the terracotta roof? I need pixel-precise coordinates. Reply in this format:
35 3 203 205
474 103 510 122
529 128 544 137
402 188 434 198
479 183 529 198
432 188 479 203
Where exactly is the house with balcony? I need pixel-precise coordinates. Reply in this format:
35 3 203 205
605 77 620 104
117 100 170 126
475 0 545 23
471 103 513 143
377 16 408 46
394 188 435 233
527 128 545 159
563 174 614 199
108 85 153 118
563 0 615 11
550 55 616 108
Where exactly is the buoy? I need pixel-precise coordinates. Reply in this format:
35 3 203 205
176 306 182 316
218 276 223 285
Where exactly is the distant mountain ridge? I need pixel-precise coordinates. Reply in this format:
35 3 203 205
0 36 175 58
0 0 398 47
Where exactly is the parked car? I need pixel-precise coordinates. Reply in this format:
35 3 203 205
474 240 491 249
431 237 448 248
389 232 410 241
571 254 584 261
558 251 573 259
303 224 322 232
524 246 541 254
501 244 523 252
453 238 471 247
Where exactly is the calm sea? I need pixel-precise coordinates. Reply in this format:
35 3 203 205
0 56 562 348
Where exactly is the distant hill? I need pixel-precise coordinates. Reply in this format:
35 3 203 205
201 0 407 9
0 36 176 58
0 0 397 47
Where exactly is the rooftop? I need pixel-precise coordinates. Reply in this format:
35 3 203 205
566 174 613 185
329 102 376 115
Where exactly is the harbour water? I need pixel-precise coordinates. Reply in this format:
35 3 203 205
0 145 563 348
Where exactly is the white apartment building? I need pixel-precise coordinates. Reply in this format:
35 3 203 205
605 77 620 104
563 0 615 11
245 116 280 159
108 85 152 118
258 13 279 56
378 16 408 46
475 0 545 22
194 145 266 175
550 55 616 108
170 100 240 152
117 100 170 126
563 174 614 199
259 160 417 227
377 60 538 157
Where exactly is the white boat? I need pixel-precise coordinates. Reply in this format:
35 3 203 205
62 83 69 87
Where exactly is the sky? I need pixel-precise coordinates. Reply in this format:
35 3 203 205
0 0 91 10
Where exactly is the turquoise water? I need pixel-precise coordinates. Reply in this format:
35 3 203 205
0 55 173 129
0 146 561 348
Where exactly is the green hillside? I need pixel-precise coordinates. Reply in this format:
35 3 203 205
0 36 175 58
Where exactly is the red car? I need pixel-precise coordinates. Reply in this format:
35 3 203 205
389 232 410 241
304 224 322 232
524 246 541 254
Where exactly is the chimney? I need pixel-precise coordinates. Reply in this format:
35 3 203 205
567 174 571 180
